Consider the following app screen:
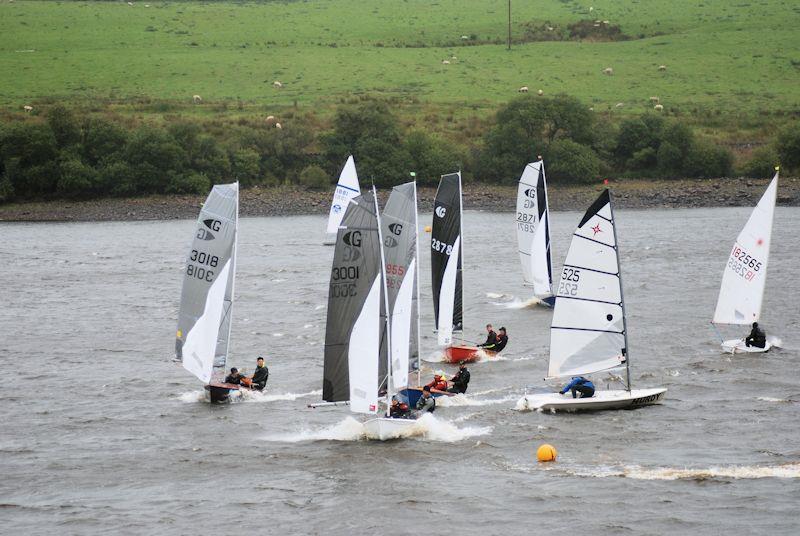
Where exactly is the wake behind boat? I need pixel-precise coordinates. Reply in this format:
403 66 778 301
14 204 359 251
516 158 555 307
175 182 240 403
711 169 779 354
518 189 666 413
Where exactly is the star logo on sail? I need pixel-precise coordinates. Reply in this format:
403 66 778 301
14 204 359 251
592 223 602 236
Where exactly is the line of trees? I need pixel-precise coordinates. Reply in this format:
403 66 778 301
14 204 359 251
1 98 797 203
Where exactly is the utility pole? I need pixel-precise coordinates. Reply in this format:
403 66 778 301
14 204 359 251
507 0 512 50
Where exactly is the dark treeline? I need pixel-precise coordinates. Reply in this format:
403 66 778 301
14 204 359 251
0 97 797 203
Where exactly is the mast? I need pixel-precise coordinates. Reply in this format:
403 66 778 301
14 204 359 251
457 171 465 339
373 186 393 417
223 182 239 374
413 181 422 387
607 189 631 392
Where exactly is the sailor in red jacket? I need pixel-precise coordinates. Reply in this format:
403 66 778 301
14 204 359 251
425 371 448 391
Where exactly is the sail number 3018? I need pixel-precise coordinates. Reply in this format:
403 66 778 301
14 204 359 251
186 249 219 281
558 267 581 296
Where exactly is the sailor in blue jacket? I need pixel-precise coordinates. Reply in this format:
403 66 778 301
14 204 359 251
560 376 595 399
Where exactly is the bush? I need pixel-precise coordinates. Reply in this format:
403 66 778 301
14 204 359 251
80 117 128 166
738 145 779 178
46 105 81 148
57 157 99 196
298 165 330 190
0 123 59 197
656 142 683 176
684 140 733 178
230 148 262 186
123 127 187 193
545 139 601 183
614 114 664 165
166 172 211 194
776 124 800 171
405 131 462 186
479 95 595 182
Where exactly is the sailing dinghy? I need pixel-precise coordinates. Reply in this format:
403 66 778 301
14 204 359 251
712 170 779 354
318 187 419 440
517 189 667 412
175 182 239 403
516 159 555 306
323 155 361 245
431 172 488 364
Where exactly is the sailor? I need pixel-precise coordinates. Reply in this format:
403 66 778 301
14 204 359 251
477 324 497 348
485 327 509 353
249 356 269 391
560 376 595 399
415 386 436 413
224 367 243 385
425 371 448 391
389 398 411 419
447 362 471 394
745 322 766 348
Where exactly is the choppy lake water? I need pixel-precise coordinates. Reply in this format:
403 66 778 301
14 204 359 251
1 206 799 535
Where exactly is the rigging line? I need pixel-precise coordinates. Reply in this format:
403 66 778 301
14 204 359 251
561 264 620 277
556 295 621 306
551 326 625 335
573 233 616 249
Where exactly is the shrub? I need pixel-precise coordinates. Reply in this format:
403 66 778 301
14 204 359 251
614 113 664 164
46 105 81 148
546 139 601 183
298 165 330 190
684 140 733 178
123 127 187 193
404 130 462 186
230 148 262 186
656 142 683 176
57 157 99 196
775 124 800 171
738 145 779 178
0 123 59 197
166 172 211 194
80 117 128 166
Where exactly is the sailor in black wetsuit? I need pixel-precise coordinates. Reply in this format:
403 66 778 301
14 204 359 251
224 367 243 385
448 362 471 394
486 327 509 353
745 322 766 348
477 324 497 348
250 356 269 391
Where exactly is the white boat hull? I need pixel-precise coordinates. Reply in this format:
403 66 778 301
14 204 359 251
518 387 667 413
721 338 771 354
363 417 417 440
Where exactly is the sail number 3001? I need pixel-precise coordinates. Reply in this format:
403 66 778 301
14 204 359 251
557 267 581 296
187 249 219 281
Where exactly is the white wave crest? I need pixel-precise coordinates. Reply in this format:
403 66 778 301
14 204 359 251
485 292 506 299
422 351 447 363
175 390 206 403
240 389 322 403
504 296 548 309
767 336 782 348
436 393 518 407
757 396 791 403
262 414 491 443
568 462 800 481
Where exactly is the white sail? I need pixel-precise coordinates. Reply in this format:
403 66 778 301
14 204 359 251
437 237 461 346
549 190 627 379
182 260 232 384
348 276 381 414
390 261 416 391
325 155 361 239
516 161 554 298
713 173 778 325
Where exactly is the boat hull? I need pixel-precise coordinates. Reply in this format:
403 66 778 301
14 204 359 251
363 417 418 440
444 345 495 363
204 382 241 403
518 387 667 413
721 338 772 354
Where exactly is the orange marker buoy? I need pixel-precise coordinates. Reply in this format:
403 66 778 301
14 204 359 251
424 225 432 233
537 443 557 462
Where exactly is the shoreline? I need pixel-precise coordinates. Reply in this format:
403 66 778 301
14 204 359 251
0 177 796 222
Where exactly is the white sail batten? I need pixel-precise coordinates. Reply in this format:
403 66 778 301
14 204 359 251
325 156 361 237
437 237 461 346
549 190 627 379
516 161 554 298
182 260 232 384
713 173 778 325
348 276 381 414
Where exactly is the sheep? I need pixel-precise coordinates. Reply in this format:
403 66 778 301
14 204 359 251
546 26 554 31
442 60 450 65
658 65 667 71
602 20 609 24
192 94 202 104
23 105 33 112
127 1 133 5
615 102 624 108
654 104 664 111
451 55 457 60
589 6 594 11
461 35 469 40
537 89 544 96
265 115 276 125
518 86 529 93
589 107 594 112
649 96 660 103
273 81 283 88
603 67 614 75
275 122 282 130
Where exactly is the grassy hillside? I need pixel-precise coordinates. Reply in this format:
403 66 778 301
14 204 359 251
1 0 798 123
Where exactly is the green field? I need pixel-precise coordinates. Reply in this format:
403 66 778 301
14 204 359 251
1 0 798 126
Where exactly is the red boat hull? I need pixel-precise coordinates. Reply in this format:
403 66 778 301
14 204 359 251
444 345 495 364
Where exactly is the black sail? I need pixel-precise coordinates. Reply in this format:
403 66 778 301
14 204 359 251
323 190 386 402
431 172 463 342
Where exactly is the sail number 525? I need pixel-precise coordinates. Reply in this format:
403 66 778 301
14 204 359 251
558 268 581 296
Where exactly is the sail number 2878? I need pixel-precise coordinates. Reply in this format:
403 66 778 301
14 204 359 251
431 238 453 256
